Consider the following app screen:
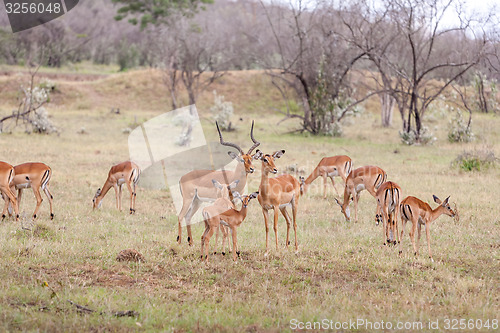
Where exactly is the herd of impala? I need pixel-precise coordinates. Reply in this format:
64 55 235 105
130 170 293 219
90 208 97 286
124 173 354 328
0 121 455 263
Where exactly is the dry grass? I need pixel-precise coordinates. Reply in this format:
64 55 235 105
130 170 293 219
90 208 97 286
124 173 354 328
0 68 498 332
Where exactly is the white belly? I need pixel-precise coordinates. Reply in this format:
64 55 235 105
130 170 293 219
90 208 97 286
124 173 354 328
15 183 31 190
279 202 292 209
117 178 126 186
327 170 339 177
356 184 365 192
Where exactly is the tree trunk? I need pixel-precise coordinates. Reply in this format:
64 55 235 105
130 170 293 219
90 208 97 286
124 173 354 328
380 93 395 127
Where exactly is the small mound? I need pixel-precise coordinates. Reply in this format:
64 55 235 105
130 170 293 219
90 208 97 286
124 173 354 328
116 249 145 263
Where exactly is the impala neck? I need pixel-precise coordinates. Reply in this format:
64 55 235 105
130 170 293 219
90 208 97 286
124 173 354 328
341 185 350 209
235 204 249 227
97 180 114 202
429 206 446 223
303 168 319 194
260 167 272 194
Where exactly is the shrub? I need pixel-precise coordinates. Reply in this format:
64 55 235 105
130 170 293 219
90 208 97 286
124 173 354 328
399 126 436 145
448 110 474 143
452 148 497 171
210 90 234 131
31 107 57 134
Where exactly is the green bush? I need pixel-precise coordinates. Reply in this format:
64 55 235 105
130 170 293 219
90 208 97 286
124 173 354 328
453 148 497 172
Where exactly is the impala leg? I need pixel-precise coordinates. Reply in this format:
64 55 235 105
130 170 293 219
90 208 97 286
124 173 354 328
273 206 280 251
1 192 7 218
177 199 192 244
353 192 359 223
43 185 54 220
185 199 201 246
31 186 44 220
126 182 135 214
381 206 389 245
322 174 327 199
113 184 120 210
292 196 299 253
399 217 406 256
132 183 137 212
410 217 418 256
262 208 270 256
204 225 216 263
17 189 23 214
425 223 433 261
280 206 291 248
4 188 19 221
417 223 422 256
118 184 123 211
231 227 238 261
330 177 340 197
201 220 210 259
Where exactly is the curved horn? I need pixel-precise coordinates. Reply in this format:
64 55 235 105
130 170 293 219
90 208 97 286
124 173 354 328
216 121 243 154
247 120 261 154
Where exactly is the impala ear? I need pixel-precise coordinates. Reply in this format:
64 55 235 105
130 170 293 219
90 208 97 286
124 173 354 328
228 151 243 162
272 149 285 159
250 191 259 199
334 198 341 206
232 191 243 201
229 179 240 190
253 150 263 160
433 195 442 204
443 196 450 205
212 179 223 189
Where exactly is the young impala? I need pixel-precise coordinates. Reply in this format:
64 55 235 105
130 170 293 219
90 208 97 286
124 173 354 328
400 195 455 262
301 155 352 198
334 165 387 222
0 161 19 221
201 191 259 262
177 121 260 246
9 162 54 220
375 181 402 246
256 149 301 256
93 161 141 213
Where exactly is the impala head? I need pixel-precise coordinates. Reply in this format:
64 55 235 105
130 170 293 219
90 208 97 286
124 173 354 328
92 188 102 209
217 121 260 174
255 149 285 174
299 176 305 195
212 179 239 199
234 191 259 207
433 195 455 218
334 197 353 221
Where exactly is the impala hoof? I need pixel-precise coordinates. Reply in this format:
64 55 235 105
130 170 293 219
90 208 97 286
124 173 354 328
236 251 241 258
213 252 217 255
222 252 225 256
1 214 5 219
50 213 54 220
33 214 37 219
176 235 180 242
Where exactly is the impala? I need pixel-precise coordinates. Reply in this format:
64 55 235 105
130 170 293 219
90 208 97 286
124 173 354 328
334 165 387 222
400 195 455 261
201 191 259 262
256 149 301 255
92 161 141 213
301 155 352 198
177 121 260 246
0 161 19 221
8 162 54 220
375 181 402 246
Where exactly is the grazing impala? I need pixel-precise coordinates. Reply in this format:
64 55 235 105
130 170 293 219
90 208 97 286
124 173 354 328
201 191 259 262
0 161 19 221
301 155 352 198
92 161 141 213
256 149 301 255
9 162 54 220
334 165 387 222
400 195 455 261
177 121 260 246
375 181 402 246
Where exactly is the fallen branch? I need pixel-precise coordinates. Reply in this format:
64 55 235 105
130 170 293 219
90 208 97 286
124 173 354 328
67 300 139 317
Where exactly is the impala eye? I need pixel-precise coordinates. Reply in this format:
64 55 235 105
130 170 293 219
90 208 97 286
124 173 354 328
263 158 268 163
